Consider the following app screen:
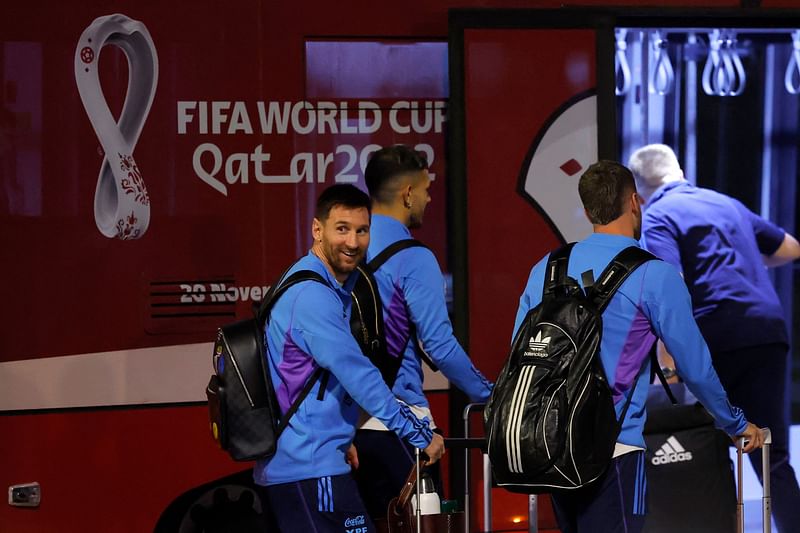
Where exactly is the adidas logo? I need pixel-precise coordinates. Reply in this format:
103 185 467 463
651 435 693 465
523 330 551 358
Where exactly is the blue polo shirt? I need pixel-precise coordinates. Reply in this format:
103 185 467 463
515 233 747 448
254 252 433 486
641 181 787 353
367 215 492 407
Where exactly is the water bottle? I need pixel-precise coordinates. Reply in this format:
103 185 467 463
411 472 441 515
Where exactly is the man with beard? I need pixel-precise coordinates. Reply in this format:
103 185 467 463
513 160 763 533
254 184 444 533
352 145 493 520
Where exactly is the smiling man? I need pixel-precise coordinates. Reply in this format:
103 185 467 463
254 184 444 533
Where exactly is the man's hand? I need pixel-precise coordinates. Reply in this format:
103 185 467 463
423 433 445 465
735 422 765 453
345 443 359 470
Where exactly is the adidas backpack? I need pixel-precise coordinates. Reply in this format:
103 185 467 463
206 269 327 461
484 243 658 493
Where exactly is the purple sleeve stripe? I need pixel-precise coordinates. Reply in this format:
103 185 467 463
275 331 316 412
384 287 411 359
612 308 656 404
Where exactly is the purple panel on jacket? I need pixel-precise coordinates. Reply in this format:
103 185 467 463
612 308 656 404
384 284 410 359
275 330 316 412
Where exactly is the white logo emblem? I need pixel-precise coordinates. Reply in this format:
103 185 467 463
651 435 693 465
344 515 365 527
75 14 158 240
524 330 551 358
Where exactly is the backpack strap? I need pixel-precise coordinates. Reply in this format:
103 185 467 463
277 366 325 438
367 239 427 271
542 242 576 299
364 239 440 373
589 246 657 313
258 268 329 435
649 344 679 405
581 270 595 291
410 324 439 373
615 356 647 433
256 267 327 323
614 343 678 435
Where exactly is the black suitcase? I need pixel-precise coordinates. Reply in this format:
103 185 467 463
643 385 737 533
643 384 773 533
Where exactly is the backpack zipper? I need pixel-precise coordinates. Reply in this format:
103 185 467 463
351 289 370 345
567 373 593 484
220 332 255 408
356 265 381 346
541 380 566 461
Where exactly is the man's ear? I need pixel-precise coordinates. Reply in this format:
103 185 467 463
312 218 322 242
631 193 644 221
402 184 413 207
583 208 592 224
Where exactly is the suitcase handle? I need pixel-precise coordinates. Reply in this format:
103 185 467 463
461 403 537 533
462 403 488 533
736 427 772 533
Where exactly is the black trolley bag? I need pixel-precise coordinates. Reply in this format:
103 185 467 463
484 243 658 493
643 385 774 533
643 385 736 533
206 269 327 461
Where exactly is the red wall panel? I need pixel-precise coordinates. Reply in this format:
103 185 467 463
463 29 596 380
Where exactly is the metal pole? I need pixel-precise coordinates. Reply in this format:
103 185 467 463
463 405 472 533
528 495 538 533
737 437 745 533
416 448 422 533
482 453 492 532
463 403 485 533
762 428 772 533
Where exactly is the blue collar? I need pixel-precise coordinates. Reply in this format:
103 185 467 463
371 214 411 237
647 180 692 207
584 232 640 249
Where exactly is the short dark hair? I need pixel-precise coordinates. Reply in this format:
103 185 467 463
315 184 371 221
364 145 429 204
578 160 636 225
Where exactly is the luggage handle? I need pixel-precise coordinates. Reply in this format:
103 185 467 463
462 402 537 533
736 427 772 533
463 403 489 533
390 451 429 510
416 448 422 533
385 450 427 533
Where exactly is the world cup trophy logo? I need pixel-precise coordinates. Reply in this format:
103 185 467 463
74 14 158 240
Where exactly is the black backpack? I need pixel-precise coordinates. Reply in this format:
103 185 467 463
206 269 327 462
350 239 427 387
484 243 664 493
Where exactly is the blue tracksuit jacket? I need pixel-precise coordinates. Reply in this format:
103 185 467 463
513 233 747 449
367 215 492 407
254 252 433 485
